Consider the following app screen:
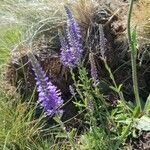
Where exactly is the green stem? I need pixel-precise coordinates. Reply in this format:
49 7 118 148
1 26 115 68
115 123 132 149
103 59 125 102
127 0 141 112
58 117 76 150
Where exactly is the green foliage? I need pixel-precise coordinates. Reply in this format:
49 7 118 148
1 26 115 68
0 25 23 64
78 127 114 150
0 90 44 149
135 116 150 131
144 95 150 115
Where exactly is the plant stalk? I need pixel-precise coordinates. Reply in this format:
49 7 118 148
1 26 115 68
127 0 141 112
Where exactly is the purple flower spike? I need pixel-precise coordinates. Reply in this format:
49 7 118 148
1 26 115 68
64 5 81 47
89 53 99 87
29 54 63 116
99 24 106 59
60 6 82 68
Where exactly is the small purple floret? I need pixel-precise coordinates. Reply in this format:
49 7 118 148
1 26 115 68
60 46 81 68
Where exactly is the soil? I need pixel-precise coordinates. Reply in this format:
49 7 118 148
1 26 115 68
125 131 150 150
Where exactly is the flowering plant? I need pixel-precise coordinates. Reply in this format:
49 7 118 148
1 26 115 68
29 54 63 116
60 6 82 68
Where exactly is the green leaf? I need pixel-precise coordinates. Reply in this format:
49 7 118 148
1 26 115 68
109 86 118 93
56 133 67 138
73 101 86 108
118 84 123 92
110 84 123 93
135 116 150 131
133 106 140 118
69 128 76 139
144 94 150 113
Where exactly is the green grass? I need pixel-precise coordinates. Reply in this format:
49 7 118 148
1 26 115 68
0 25 23 65
0 79 38 149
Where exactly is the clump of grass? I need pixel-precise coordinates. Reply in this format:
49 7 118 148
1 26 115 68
0 0 69 62
77 127 115 150
0 25 23 64
0 0 66 25
71 0 97 27
133 0 150 39
0 74 44 149
132 0 150 68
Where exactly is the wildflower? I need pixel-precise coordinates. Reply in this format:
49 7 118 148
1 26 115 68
99 24 106 59
60 6 82 68
29 53 63 116
69 85 76 96
89 52 99 87
64 5 81 47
